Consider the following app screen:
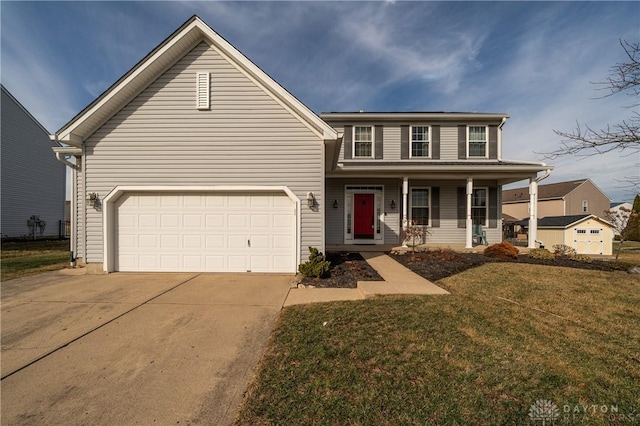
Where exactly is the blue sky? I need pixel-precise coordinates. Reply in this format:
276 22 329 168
2 1 638 202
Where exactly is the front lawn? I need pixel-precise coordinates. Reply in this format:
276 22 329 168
236 263 640 425
1 240 69 280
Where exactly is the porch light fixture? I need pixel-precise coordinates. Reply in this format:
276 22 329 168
390 200 396 209
333 199 338 209
307 192 316 208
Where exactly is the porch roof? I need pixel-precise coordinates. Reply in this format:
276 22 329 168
327 160 552 185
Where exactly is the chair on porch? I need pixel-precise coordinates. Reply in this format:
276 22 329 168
473 224 488 246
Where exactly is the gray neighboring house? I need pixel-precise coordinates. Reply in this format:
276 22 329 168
1 85 65 239
52 16 552 274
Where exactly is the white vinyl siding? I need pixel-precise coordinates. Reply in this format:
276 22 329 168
83 42 323 265
0 87 66 238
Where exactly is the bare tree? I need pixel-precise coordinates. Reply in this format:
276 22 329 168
603 206 638 261
546 40 640 190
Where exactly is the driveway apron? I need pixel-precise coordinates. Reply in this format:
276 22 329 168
1 271 292 425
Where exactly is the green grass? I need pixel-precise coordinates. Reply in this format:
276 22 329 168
236 263 640 425
1 240 70 280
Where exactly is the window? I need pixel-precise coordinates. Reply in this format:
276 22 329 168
410 126 430 157
582 200 588 213
410 188 430 226
354 126 373 157
472 188 488 226
468 126 487 157
577 229 587 234
590 229 600 235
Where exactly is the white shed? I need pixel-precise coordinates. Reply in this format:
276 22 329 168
537 214 614 256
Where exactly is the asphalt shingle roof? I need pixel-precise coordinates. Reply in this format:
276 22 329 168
502 179 587 203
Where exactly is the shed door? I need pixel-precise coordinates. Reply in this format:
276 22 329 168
573 228 603 255
114 192 296 272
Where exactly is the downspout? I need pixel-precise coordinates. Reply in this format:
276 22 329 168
497 117 507 161
52 141 80 267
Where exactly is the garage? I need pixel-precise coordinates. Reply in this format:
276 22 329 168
113 191 296 272
536 214 614 256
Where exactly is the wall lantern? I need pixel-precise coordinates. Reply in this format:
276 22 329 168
333 199 339 209
390 200 396 209
307 192 316 208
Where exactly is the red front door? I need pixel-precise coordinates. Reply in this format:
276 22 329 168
354 194 375 239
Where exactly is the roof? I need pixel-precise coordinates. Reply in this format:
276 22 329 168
321 111 510 123
53 15 338 146
502 213 520 223
536 214 612 229
502 179 588 203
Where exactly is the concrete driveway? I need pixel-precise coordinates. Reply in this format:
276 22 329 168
1 270 292 425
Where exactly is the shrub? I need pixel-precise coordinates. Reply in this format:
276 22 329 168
553 244 577 258
298 247 331 278
528 248 555 260
571 254 593 264
484 241 519 259
400 220 431 253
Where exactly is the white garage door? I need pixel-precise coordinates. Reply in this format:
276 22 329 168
115 192 296 272
573 228 603 255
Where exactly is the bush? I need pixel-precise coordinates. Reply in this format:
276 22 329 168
298 247 331 278
528 248 555 260
571 254 593 264
553 244 577 258
484 241 519 259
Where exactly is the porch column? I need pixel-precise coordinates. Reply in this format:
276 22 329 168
466 177 473 248
402 177 409 247
528 177 538 248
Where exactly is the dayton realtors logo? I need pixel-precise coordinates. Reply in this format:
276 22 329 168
529 399 560 425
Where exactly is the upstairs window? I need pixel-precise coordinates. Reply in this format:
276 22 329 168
468 126 487 158
411 126 430 158
582 200 588 212
353 126 373 157
410 188 430 226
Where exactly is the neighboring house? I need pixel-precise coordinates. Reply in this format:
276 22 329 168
1 85 66 239
609 202 633 236
52 16 551 274
502 179 611 220
536 214 613 256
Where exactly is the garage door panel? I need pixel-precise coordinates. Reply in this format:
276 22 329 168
116 192 295 272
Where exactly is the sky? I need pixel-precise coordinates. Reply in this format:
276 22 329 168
2 1 639 202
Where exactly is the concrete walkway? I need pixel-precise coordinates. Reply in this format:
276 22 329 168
284 252 449 306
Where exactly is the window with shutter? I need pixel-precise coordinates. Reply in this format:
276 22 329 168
196 72 210 110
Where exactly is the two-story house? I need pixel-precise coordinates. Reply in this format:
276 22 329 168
1 85 66 239
52 16 551 274
502 179 611 220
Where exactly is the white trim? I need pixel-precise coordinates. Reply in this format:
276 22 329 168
409 125 431 159
343 185 384 244
196 72 210 110
467 125 489 159
352 125 375 159
102 185 300 273
408 186 431 227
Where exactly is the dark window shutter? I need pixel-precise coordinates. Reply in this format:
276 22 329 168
431 125 440 159
431 187 440 228
343 125 352 160
375 125 383 159
488 187 498 228
458 125 467 159
400 125 409 159
457 187 466 228
489 125 498 159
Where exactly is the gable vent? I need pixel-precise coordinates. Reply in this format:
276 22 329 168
196 72 210 110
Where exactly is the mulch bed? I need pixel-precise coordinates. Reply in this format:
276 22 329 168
299 249 635 289
300 252 383 289
391 249 634 282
